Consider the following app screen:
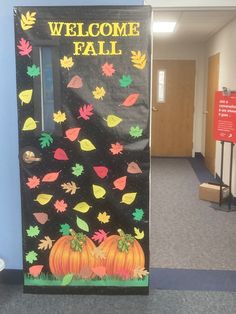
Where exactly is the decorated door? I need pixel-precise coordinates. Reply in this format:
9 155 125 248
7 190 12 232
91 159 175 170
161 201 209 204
14 6 151 294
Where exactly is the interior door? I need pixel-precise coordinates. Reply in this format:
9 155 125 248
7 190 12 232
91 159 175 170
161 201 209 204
205 53 220 174
151 60 195 157
14 6 151 294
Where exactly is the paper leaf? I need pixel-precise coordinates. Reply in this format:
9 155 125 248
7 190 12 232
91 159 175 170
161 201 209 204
61 181 79 195
129 126 143 138
54 200 68 213
59 223 71 235
72 163 84 177
93 166 108 179
61 273 73 286
73 202 91 213
133 267 149 279
134 227 144 240
19 89 33 105
17 38 32 57
92 229 109 244
65 128 81 141
33 212 49 225
53 110 66 124
22 117 37 131
122 93 140 107
92 266 106 278
35 194 53 205
78 104 94 120
54 148 69 161
26 226 40 238
27 64 40 77
60 56 74 70
101 62 115 77
91 247 106 259
29 265 43 278
39 132 53 149
67 75 83 88
92 86 106 100
104 115 122 127
113 176 127 191
97 212 110 224
42 171 60 182
76 216 89 232
25 251 38 264
127 162 142 174
131 51 147 70
119 75 133 88
92 184 106 199
38 236 54 250
20 11 36 30
26 176 40 189
79 267 93 279
109 143 123 155
79 139 96 151
121 192 137 205
132 208 144 222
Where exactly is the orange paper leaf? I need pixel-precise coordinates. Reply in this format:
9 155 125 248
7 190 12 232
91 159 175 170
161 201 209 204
65 128 81 141
33 213 49 224
109 142 123 155
42 171 60 182
92 266 106 278
29 265 43 278
127 162 142 174
113 176 127 191
26 176 40 189
122 93 140 107
101 62 115 77
54 200 68 213
67 75 83 88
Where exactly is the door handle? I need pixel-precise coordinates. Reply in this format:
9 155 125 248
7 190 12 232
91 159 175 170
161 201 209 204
152 106 159 112
22 151 42 164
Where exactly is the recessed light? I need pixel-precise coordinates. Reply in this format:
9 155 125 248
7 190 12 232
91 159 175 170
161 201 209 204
153 22 176 33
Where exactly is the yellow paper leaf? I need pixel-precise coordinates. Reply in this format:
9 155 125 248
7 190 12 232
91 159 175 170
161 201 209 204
35 194 53 205
93 185 106 199
19 89 33 105
92 86 106 100
104 115 122 128
20 11 36 30
79 139 96 151
73 202 91 213
121 192 137 205
22 117 37 131
97 212 110 224
134 227 144 240
60 56 74 70
53 111 66 124
131 51 147 70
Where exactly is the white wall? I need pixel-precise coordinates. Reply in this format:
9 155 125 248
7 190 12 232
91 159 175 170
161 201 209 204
206 17 236 195
153 41 206 154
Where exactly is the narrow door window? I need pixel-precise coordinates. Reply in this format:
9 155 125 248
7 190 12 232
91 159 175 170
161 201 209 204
157 69 166 103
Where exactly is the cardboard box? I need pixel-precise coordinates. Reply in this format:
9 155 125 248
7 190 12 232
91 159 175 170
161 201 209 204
199 183 229 203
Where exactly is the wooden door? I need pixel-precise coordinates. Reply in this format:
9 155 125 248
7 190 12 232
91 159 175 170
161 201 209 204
205 53 220 174
151 60 195 157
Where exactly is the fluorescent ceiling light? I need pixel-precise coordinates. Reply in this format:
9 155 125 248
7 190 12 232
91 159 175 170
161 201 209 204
153 22 176 33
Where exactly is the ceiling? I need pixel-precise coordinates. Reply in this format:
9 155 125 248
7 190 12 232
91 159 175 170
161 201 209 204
153 10 236 43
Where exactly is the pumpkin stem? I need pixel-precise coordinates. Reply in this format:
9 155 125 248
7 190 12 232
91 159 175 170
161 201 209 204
117 229 135 253
69 229 86 252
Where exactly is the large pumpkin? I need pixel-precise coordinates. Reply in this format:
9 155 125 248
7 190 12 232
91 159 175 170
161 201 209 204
98 229 145 279
49 229 96 278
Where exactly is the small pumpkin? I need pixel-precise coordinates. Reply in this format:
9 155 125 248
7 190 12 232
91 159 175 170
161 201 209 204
49 229 96 278
98 229 145 279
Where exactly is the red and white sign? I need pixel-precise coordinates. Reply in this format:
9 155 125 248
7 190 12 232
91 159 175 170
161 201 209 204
214 91 236 143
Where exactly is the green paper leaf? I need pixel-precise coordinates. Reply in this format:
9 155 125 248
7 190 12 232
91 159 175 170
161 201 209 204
72 163 84 177
25 251 38 264
129 126 143 138
39 132 53 149
26 226 40 238
59 223 71 235
76 216 89 232
119 75 133 88
27 64 40 77
61 273 73 286
132 208 144 222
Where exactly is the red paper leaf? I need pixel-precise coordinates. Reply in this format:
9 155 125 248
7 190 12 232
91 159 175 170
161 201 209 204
92 229 109 244
93 166 108 179
42 171 60 182
26 176 40 189
78 104 94 120
17 38 32 57
54 148 69 160
67 75 83 88
127 162 142 174
113 176 127 191
29 265 44 278
54 200 68 213
101 62 115 77
65 128 81 141
122 93 140 107
92 266 106 278
33 212 49 224
109 142 124 155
